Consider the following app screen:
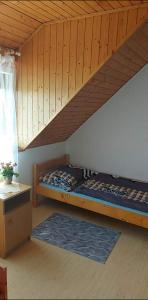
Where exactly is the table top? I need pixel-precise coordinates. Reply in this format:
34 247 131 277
0 182 31 201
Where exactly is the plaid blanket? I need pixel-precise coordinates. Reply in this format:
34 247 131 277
82 179 148 203
40 165 98 191
40 165 84 191
41 170 77 191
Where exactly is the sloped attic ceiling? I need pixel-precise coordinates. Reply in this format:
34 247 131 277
17 3 148 150
0 0 148 48
26 21 148 149
0 2 147 150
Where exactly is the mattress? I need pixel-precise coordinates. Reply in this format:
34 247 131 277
40 182 148 216
74 173 148 213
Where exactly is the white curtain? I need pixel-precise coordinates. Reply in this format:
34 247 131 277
0 55 18 164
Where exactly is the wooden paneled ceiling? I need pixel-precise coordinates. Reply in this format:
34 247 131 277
0 0 148 48
26 21 148 148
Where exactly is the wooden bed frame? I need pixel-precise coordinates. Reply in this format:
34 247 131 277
33 155 148 229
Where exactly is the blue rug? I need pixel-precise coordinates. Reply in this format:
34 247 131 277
32 213 121 263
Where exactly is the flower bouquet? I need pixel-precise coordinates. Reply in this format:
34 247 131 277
0 162 19 184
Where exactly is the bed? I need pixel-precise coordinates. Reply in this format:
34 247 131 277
33 155 148 229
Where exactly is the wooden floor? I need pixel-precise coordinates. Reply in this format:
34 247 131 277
0 199 148 299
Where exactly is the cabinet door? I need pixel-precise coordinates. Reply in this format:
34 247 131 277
4 202 32 254
0 220 4 257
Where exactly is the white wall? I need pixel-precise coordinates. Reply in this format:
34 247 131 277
66 64 148 182
18 142 66 185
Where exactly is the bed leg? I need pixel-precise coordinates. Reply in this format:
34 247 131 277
32 192 39 207
33 164 40 208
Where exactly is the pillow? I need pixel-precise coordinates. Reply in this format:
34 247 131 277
40 165 84 191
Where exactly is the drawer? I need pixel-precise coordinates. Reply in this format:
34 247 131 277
4 202 32 254
4 191 30 214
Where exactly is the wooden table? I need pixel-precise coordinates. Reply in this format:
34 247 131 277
0 183 32 258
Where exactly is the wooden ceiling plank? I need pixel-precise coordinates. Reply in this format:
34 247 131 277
85 1 104 12
5 1 46 23
29 1 60 20
140 22 148 37
75 18 85 89
50 1 73 17
113 59 138 78
130 0 142 4
99 14 109 63
126 40 148 62
100 65 129 82
119 1 133 7
83 84 115 95
51 1 78 17
41 1 67 18
119 43 147 65
90 76 120 88
90 15 101 72
97 0 113 11
71 97 105 104
108 1 122 9
83 16 93 82
107 57 139 77
62 1 87 15
94 68 126 84
86 85 122 100
96 71 125 85
0 29 25 43
0 11 33 34
56 22 64 111
62 20 70 106
127 8 138 34
73 1 95 13
137 6 148 23
128 31 148 60
112 51 143 70
91 81 122 92
69 19 77 98
1 2 41 27
0 20 29 39
0 36 18 48
117 11 128 44
32 0 59 20
20 1 52 21
108 12 118 55
43 2 148 26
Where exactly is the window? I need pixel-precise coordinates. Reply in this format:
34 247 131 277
0 55 18 164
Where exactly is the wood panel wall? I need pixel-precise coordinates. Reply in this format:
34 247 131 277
17 7 148 149
25 22 148 148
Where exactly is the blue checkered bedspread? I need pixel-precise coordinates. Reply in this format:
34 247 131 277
74 173 148 213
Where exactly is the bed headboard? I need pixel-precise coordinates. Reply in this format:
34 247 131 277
33 155 70 205
33 154 70 186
